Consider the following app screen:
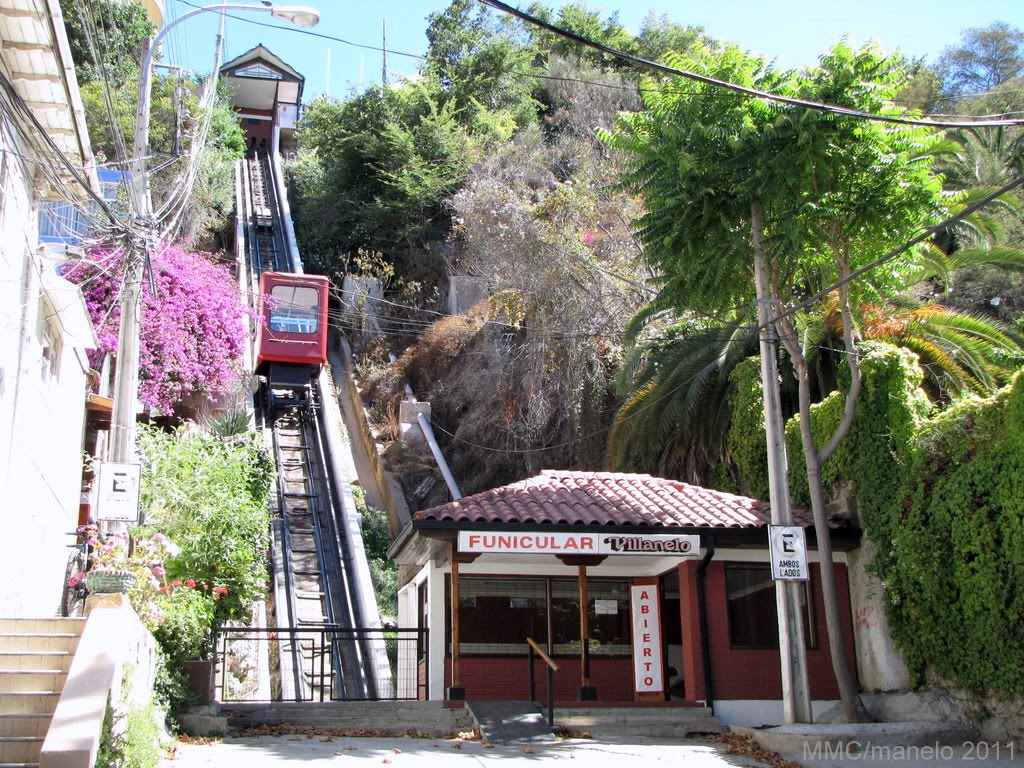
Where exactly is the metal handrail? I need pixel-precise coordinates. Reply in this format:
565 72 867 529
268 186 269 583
215 625 428 702
526 637 559 727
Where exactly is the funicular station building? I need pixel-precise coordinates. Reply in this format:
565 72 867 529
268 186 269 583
391 471 864 725
219 44 304 155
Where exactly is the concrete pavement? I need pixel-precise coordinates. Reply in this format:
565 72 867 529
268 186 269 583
160 731 1024 768
160 734 765 767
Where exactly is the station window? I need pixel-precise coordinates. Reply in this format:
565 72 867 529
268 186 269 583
269 285 319 334
448 576 631 656
725 563 817 649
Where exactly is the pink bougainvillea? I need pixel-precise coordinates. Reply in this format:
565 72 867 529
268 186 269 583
63 244 253 414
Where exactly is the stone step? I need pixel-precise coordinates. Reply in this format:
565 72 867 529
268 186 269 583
555 705 715 722
0 716 51 739
0 737 42 764
222 701 475 734
0 653 71 673
0 671 67 694
553 705 724 737
0 635 79 654
0 693 61 715
0 620 84 635
556 719 725 738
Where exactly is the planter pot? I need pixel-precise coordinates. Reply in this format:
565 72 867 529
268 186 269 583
84 568 136 594
182 659 216 704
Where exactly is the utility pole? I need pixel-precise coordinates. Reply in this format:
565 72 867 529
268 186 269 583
382 19 389 86
108 3 321 468
752 199 813 724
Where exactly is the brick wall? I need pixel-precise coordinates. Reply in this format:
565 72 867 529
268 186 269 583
437 558 857 703
445 656 636 702
700 560 857 700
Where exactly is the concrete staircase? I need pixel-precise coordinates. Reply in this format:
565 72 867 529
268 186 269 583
553 704 724 740
221 701 476 737
0 618 85 768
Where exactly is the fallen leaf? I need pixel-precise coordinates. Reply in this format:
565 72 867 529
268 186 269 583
715 734 803 768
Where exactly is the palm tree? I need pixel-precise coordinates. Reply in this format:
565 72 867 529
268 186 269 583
608 246 1024 485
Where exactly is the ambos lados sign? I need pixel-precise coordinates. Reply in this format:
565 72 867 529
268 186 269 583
458 531 700 557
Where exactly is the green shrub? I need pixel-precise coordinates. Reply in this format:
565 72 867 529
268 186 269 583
147 588 215 665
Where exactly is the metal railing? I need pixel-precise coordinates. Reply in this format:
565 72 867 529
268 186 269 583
215 626 428 702
526 637 559 727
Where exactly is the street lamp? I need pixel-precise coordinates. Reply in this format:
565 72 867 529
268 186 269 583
109 3 321 466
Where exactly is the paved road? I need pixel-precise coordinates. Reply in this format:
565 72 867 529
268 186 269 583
160 735 765 767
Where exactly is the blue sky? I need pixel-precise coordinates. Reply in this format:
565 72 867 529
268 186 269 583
162 0 1023 99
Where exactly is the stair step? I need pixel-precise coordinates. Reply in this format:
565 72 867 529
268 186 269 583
0 693 61 715
0 653 71 672
0 636 79 653
0 620 83 635
0 672 67 694
0 737 43 764
0 716 52 739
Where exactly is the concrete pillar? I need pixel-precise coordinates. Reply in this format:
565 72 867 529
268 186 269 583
427 561 447 700
399 400 431 446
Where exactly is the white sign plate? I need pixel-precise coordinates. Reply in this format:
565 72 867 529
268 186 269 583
594 599 618 615
458 531 699 557
630 584 664 694
769 525 809 581
95 462 141 523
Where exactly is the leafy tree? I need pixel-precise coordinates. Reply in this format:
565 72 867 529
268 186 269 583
292 82 473 278
183 87 248 248
63 244 253 414
608 41 952 722
524 3 636 67
59 0 154 85
635 12 707 64
424 0 539 128
936 22 1024 96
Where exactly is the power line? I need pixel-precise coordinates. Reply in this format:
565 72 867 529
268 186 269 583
479 0 1024 129
174 0 425 61
768 174 1024 331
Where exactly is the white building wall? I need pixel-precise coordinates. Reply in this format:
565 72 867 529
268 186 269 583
0 117 93 617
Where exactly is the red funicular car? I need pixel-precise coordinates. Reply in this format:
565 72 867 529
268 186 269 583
255 272 330 407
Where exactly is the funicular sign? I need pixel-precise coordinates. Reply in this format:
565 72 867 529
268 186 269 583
457 531 700 556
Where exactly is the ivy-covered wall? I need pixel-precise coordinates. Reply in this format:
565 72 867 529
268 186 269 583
724 342 1024 695
887 375 1024 693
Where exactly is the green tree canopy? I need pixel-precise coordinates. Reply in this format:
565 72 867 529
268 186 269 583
936 21 1024 96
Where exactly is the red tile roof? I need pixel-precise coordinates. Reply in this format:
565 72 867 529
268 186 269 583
415 470 804 529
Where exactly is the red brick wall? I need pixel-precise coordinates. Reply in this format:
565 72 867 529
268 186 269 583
445 656 636 702
437 559 856 703
701 561 857 700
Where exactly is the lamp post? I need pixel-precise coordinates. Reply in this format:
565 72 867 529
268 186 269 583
108 3 320 466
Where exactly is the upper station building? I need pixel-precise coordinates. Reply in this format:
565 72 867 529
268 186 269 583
220 44 305 155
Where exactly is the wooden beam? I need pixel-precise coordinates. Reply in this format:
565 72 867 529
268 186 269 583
556 554 606 567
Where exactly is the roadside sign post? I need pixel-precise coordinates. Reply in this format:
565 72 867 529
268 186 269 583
95 462 142 525
769 525 809 582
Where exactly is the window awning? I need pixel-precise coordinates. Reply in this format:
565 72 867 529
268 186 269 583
39 263 97 349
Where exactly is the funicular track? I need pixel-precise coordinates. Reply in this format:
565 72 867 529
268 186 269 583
266 401 371 701
233 151 384 702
